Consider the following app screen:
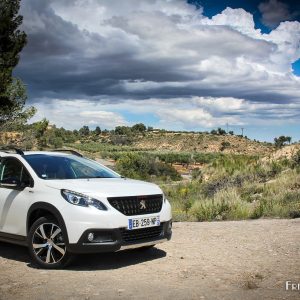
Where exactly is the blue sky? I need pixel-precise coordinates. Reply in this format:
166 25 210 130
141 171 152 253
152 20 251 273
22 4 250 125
292 60 300 75
16 0 300 142
191 0 300 30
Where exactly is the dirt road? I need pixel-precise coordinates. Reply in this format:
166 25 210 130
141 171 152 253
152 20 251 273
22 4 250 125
0 219 299 300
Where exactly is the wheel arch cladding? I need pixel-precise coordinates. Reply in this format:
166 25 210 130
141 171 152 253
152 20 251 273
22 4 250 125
27 202 69 244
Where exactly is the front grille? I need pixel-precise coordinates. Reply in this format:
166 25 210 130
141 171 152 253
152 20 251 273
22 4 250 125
107 194 163 216
121 224 164 243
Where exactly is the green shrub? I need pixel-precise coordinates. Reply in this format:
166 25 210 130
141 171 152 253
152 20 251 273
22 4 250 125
220 141 231 151
190 188 252 221
191 168 202 181
115 153 181 181
291 150 300 168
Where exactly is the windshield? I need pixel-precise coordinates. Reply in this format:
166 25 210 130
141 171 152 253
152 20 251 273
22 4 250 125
24 154 120 180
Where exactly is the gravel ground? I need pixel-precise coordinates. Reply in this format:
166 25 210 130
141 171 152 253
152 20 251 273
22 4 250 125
0 219 299 300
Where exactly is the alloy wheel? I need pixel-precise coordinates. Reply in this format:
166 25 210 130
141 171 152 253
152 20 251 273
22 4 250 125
32 223 66 264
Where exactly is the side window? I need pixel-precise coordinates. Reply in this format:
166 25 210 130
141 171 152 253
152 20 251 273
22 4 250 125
1 158 22 182
0 158 33 187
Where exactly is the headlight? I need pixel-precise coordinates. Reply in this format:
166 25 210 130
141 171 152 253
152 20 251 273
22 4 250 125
61 189 107 211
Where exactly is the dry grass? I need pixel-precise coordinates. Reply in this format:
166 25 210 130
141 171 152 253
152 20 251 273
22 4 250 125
164 156 300 221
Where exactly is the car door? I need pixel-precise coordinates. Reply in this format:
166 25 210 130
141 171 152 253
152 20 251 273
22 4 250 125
0 157 34 236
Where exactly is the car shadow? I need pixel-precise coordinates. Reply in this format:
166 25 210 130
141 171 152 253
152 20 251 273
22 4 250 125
0 242 166 270
68 247 167 271
0 242 31 264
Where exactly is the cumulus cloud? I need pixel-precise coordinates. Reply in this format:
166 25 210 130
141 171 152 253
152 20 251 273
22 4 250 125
30 100 128 129
16 0 300 131
259 0 298 28
28 96 300 131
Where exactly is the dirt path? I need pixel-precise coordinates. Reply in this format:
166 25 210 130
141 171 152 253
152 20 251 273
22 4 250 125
0 219 299 300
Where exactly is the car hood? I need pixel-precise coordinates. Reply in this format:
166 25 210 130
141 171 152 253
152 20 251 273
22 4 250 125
45 178 162 198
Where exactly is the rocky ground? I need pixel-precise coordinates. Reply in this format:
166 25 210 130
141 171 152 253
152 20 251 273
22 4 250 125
0 219 299 300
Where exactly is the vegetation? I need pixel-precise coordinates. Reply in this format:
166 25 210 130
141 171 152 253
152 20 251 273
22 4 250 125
115 153 181 182
65 137 300 222
0 0 36 130
274 135 292 148
220 141 230 151
69 142 228 165
1 113 299 222
163 154 300 221
211 127 226 135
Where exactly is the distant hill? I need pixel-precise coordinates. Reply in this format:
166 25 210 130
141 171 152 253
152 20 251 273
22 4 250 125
131 132 273 156
0 129 277 156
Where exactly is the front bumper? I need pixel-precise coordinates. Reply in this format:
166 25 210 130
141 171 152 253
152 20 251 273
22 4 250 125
67 220 172 254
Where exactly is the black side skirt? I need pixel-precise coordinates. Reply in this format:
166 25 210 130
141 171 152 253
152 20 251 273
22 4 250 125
0 231 28 247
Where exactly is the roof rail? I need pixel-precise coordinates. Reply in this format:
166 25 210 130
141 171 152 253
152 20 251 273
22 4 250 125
0 146 24 155
51 149 83 157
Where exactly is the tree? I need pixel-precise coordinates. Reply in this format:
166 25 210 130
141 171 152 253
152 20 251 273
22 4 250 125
274 136 290 148
0 0 35 130
115 126 131 135
217 128 226 135
94 126 101 135
33 118 49 138
132 123 146 133
79 125 90 136
211 128 226 135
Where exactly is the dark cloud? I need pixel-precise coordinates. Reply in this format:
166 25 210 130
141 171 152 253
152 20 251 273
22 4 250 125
259 0 299 28
14 0 300 111
17 1 194 100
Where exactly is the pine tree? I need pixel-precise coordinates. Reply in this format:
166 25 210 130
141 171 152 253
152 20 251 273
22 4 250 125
0 0 35 129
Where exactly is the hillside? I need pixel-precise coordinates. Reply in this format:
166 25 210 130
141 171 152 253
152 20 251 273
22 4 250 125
3 128 300 160
132 132 273 155
0 130 273 156
1 128 299 222
262 144 300 162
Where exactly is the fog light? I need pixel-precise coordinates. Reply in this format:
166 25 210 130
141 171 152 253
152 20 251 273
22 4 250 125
87 232 94 242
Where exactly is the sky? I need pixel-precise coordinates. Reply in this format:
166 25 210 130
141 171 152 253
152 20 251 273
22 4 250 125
15 0 300 142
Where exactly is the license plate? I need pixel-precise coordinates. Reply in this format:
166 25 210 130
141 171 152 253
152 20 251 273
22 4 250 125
128 216 160 230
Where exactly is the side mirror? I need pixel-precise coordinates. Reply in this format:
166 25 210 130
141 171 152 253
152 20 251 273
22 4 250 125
0 177 22 189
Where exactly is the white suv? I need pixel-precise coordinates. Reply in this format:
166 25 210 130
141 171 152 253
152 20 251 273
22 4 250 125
0 149 172 268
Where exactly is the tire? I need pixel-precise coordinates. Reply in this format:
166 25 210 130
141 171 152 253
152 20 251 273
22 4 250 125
28 216 73 269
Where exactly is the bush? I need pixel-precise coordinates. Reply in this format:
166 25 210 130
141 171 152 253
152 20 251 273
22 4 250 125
220 141 231 151
115 153 181 181
37 136 47 149
191 168 202 181
51 137 63 148
190 188 251 221
291 150 300 168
